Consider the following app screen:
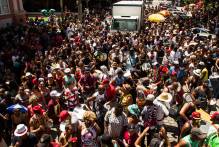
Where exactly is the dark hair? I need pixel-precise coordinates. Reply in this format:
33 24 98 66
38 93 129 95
99 135 113 147
114 103 123 110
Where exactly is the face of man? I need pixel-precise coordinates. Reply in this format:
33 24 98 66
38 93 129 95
114 107 123 116
84 71 90 77
192 119 201 126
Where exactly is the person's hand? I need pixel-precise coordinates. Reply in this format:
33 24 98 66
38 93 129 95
39 125 45 131
15 141 21 147
142 127 149 135
3 114 8 120
112 139 118 145
81 88 85 93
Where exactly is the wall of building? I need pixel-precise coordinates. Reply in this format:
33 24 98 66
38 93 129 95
0 0 26 28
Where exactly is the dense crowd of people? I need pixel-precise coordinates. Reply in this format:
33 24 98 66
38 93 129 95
0 4 219 147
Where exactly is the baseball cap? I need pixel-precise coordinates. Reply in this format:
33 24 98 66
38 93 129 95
192 112 201 120
59 110 70 122
210 112 219 122
191 127 206 139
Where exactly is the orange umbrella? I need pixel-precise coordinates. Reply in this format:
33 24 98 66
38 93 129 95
159 10 171 17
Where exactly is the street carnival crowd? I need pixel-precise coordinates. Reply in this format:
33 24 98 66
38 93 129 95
0 3 219 147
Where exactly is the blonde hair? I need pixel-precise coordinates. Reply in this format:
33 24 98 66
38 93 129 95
83 111 97 122
29 95 38 104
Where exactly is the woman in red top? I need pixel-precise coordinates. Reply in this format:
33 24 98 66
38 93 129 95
123 124 138 147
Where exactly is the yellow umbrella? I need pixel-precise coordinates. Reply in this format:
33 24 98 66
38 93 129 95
159 10 171 17
148 13 165 23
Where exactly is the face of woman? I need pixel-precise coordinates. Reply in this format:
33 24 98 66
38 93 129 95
14 109 20 116
67 126 73 134
84 119 93 128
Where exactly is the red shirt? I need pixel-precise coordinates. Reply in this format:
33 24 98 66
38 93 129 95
123 131 138 147
105 84 116 101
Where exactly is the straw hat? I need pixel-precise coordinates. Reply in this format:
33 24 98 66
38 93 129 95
157 92 172 103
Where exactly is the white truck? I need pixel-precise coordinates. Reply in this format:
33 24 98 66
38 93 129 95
111 1 144 32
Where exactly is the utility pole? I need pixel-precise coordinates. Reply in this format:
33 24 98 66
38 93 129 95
77 0 83 22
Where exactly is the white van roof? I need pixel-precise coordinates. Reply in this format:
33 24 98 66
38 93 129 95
113 1 143 6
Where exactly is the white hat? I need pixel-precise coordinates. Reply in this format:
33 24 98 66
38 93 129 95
38 78 44 82
54 64 60 70
50 90 61 97
25 72 32 77
199 62 205 66
47 73 53 78
157 92 172 103
112 44 117 48
193 69 201 77
152 62 158 66
64 68 71 73
147 84 157 90
145 94 155 101
14 124 28 137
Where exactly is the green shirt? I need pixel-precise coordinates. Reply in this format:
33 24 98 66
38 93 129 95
182 135 199 147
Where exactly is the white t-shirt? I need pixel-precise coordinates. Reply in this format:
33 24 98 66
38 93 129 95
207 124 219 136
153 99 169 125
170 50 181 62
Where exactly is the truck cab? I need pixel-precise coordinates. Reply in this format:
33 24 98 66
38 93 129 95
111 1 144 32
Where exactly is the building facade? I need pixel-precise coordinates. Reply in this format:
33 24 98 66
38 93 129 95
0 0 25 27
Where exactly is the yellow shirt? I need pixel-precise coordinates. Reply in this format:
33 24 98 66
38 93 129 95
201 68 208 81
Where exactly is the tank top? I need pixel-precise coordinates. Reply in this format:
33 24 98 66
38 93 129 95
81 126 97 147
182 135 199 147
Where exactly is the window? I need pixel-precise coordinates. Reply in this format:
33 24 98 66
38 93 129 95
0 0 10 15
112 19 138 31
